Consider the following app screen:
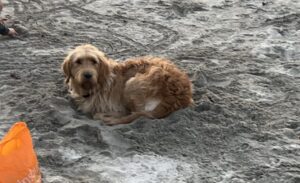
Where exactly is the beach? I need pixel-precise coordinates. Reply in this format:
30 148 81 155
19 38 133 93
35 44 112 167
0 0 299 182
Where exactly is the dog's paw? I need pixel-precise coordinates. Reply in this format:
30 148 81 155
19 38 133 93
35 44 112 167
101 117 120 126
93 113 106 120
93 113 117 125
93 113 114 119
93 113 102 120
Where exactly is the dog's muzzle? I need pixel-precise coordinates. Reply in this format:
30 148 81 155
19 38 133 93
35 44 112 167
83 72 92 80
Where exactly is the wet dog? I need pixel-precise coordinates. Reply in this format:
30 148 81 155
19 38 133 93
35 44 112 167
62 44 193 125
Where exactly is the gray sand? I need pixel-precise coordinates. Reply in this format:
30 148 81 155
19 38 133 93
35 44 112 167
0 0 299 182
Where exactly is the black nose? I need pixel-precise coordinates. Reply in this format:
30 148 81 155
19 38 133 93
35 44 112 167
83 73 92 79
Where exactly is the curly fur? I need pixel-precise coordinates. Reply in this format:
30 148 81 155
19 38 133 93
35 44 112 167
62 44 193 125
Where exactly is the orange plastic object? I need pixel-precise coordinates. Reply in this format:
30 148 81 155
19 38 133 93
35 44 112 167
0 122 41 183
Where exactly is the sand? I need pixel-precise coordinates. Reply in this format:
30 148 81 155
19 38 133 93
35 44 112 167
0 0 299 182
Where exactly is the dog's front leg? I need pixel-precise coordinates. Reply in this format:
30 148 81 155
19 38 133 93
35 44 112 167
93 113 107 120
93 113 122 126
97 112 151 126
93 112 128 125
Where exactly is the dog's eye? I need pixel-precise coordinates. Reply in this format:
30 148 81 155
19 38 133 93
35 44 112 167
75 59 82 65
91 59 97 65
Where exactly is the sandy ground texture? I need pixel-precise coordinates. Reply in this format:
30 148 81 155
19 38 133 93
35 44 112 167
0 0 300 182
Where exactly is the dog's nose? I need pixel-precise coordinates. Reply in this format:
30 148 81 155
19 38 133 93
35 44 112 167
83 72 92 79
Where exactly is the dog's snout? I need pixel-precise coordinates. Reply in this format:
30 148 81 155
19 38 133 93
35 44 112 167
83 72 92 79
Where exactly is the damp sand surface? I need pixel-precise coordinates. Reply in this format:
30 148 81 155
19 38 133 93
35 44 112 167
0 0 300 182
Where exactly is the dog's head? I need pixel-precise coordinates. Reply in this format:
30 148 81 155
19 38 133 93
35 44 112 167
62 44 110 95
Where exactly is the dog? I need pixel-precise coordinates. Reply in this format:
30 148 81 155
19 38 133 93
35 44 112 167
62 44 193 125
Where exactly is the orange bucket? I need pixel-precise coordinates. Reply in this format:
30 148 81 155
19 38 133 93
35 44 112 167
0 122 41 183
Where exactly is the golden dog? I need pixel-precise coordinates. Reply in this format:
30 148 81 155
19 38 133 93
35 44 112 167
62 44 193 125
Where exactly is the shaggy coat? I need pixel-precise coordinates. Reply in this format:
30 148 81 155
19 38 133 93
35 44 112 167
62 44 193 125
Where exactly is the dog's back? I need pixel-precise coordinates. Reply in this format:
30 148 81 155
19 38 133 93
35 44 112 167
118 56 193 123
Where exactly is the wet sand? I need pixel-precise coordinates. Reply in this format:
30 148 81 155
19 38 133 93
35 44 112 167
0 0 299 182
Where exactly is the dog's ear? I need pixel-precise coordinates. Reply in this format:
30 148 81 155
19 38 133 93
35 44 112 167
96 51 111 85
62 53 72 84
95 50 107 62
